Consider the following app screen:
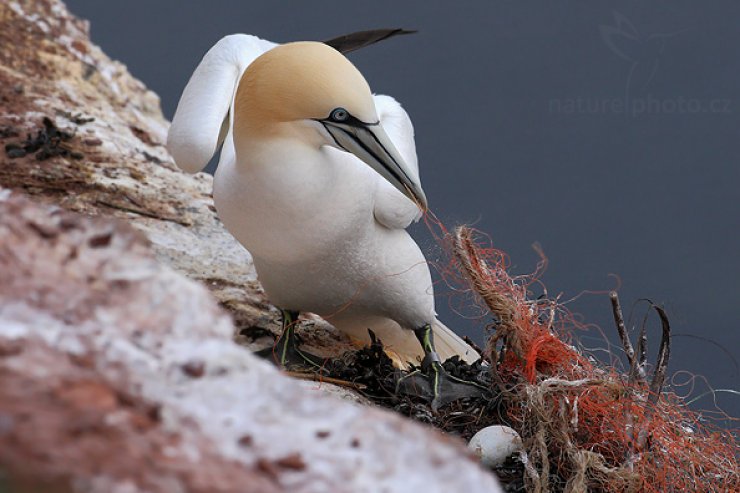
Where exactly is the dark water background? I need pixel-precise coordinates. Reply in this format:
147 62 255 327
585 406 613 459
64 0 739 421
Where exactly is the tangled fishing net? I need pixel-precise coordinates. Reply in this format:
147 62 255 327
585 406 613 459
436 224 738 493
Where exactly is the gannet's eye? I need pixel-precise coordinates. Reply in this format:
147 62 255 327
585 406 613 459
330 108 349 122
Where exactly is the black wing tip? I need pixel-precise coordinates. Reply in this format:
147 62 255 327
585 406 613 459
323 28 418 54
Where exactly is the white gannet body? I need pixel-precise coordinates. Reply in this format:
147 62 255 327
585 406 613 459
168 34 478 365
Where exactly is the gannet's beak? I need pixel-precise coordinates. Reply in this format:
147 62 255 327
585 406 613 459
320 118 428 211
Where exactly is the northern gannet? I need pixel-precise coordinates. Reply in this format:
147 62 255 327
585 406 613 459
168 33 481 406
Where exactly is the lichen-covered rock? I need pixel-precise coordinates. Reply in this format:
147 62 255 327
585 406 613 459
0 191 502 492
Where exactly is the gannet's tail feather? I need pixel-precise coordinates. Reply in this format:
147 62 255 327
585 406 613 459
167 34 276 173
431 318 480 365
335 316 480 368
382 319 480 368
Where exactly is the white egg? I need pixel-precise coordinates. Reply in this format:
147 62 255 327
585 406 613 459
468 425 523 467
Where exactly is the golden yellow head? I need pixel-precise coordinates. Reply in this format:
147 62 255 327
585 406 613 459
235 41 377 133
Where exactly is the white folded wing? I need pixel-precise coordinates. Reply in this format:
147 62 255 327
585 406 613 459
167 34 276 173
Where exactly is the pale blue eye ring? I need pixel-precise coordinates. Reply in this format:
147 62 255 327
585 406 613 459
331 108 349 122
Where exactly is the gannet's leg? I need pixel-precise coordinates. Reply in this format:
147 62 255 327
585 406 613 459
259 309 324 370
398 324 487 412
275 309 300 366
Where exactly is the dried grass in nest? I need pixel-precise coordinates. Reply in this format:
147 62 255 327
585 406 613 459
449 225 738 493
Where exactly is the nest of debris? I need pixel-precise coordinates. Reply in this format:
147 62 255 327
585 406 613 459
445 225 738 493
320 334 504 437
299 224 738 493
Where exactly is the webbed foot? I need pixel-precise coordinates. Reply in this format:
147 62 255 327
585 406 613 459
396 324 488 412
256 309 324 370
